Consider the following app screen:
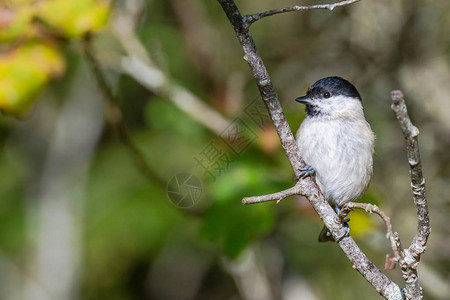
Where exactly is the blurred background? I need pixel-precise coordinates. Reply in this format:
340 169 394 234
0 0 449 299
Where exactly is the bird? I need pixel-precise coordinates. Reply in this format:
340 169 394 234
295 76 375 242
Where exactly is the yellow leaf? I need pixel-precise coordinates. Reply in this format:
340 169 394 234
0 42 65 114
0 4 35 42
3 0 36 4
37 0 111 38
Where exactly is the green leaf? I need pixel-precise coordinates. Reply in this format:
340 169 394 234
200 162 276 258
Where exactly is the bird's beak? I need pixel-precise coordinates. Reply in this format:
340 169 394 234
295 94 312 105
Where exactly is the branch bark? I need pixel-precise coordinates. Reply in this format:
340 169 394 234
391 90 430 300
217 1 402 299
242 180 304 204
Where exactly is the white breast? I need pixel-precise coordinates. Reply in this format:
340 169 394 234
296 117 375 207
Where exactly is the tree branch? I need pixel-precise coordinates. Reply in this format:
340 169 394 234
244 0 362 25
339 202 403 269
217 1 402 298
112 10 231 136
242 180 304 204
391 90 430 300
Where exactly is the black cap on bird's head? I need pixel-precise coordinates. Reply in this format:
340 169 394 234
296 76 361 103
295 76 362 117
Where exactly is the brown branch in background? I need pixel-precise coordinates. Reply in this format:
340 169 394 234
217 1 402 298
169 0 216 82
391 90 430 300
244 0 362 25
112 11 231 136
120 56 230 135
82 36 166 188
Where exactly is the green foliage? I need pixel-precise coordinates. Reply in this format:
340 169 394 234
84 143 183 294
201 162 277 258
142 97 209 177
0 0 448 299
0 147 26 253
144 97 206 139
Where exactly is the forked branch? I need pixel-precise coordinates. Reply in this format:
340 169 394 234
245 0 362 25
339 202 403 268
242 180 304 204
217 0 402 298
391 90 430 299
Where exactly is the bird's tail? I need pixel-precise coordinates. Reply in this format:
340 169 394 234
318 225 335 242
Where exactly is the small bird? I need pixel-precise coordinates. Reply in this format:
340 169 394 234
295 76 375 242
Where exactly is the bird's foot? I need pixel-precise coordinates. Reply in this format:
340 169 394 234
297 165 315 180
318 220 351 242
319 206 351 242
334 206 351 240
336 218 351 241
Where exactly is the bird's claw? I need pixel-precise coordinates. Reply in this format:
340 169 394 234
297 165 315 180
336 218 351 241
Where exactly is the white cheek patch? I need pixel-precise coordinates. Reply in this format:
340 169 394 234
315 96 363 120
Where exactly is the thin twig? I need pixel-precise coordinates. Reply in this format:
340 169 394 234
242 180 303 204
244 0 361 25
339 202 403 268
391 90 429 300
120 56 230 135
217 1 402 298
112 11 231 136
82 36 166 188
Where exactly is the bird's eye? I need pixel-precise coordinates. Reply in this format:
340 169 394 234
323 92 331 98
